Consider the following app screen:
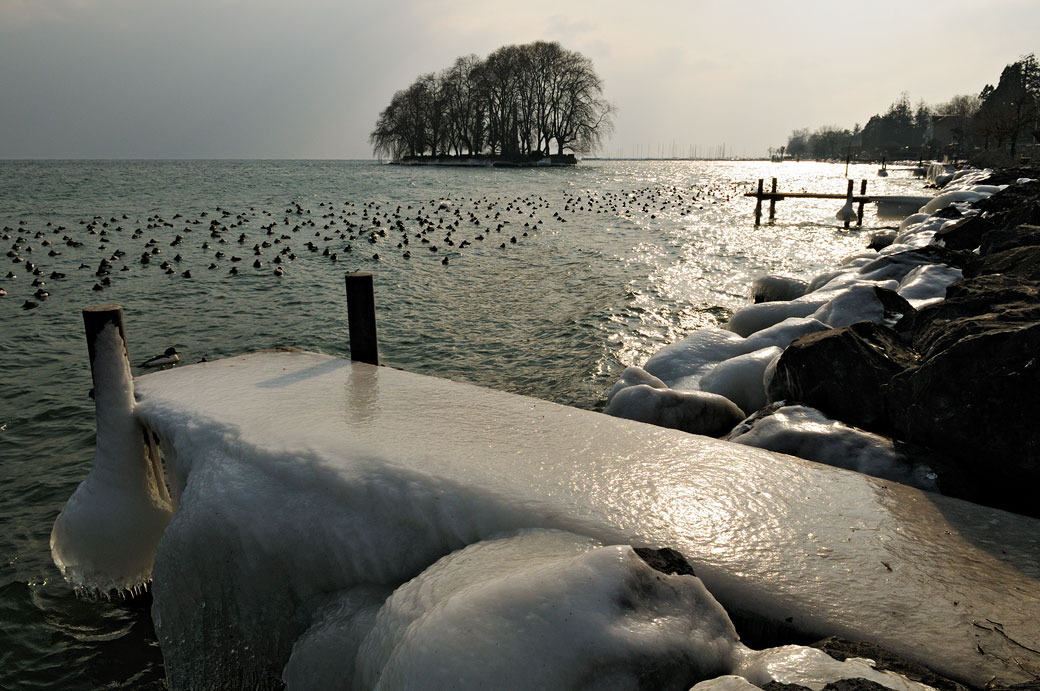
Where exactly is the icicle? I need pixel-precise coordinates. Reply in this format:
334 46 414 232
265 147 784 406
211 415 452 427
51 321 174 596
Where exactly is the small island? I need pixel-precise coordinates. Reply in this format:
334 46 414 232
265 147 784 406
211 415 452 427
395 152 578 167
370 41 613 165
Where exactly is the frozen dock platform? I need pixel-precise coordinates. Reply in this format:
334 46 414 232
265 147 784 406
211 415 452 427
131 350 1040 687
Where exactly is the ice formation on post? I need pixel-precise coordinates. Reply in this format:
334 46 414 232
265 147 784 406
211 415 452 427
50 323 174 594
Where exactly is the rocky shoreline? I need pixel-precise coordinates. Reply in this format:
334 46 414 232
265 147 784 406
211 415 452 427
606 164 1040 520
768 166 1040 518
608 167 1040 689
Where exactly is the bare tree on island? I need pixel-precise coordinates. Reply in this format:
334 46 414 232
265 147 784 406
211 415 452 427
370 41 614 163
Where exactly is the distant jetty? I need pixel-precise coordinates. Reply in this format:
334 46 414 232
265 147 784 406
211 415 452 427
393 153 577 168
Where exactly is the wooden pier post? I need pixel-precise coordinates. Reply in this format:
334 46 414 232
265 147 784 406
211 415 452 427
345 272 379 366
856 180 868 227
754 179 763 227
83 305 128 387
843 179 855 229
768 178 777 222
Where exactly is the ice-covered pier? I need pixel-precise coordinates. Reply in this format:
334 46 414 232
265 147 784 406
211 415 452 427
53 320 1040 688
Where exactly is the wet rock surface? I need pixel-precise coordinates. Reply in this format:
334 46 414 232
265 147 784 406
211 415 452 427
969 244 1040 281
633 547 697 577
887 314 1040 515
981 223 1040 255
767 321 916 435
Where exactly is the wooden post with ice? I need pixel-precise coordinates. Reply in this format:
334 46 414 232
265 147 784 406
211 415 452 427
753 179 764 227
51 304 174 595
345 272 379 365
837 179 857 229
768 177 777 222
856 180 868 227
83 305 128 385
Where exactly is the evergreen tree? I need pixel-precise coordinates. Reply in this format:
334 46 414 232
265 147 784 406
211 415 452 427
975 54 1039 156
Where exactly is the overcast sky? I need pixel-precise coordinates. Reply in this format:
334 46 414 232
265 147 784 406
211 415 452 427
1 0 1037 159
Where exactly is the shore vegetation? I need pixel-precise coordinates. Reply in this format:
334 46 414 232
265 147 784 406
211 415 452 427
778 54 1039 163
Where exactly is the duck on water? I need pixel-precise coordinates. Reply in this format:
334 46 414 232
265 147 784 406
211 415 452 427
141 347 179 367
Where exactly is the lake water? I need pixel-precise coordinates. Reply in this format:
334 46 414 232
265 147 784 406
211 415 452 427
0 158 927 688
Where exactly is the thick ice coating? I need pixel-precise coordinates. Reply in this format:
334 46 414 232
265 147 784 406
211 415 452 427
284 528 936 691
733 645 934 691
897 263 962 308
606 365 668 404
344 530 737 690
130 352 1040 689
749 275 807 303
641 318 828 391
50 323 174 594
698 347 781 415
603 384 746 436
726 405 939 492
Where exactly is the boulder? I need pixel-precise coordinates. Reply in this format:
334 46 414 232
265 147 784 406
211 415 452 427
887 311 1040 517
866 231 895 251
811 637 969 691
933 180 1040 252
933 214 991 251
699 346 782 416
603 384 746 437
977 166 1040 187
932 205 964 219
725 404 940 491
766 322 917 434
749 275 807 303
896 264 963 307
902 275 1040 360
605 365 667 405
810 286 915 331
969 244 1040 282
821 680 891 691
980 223 1040 255
972 176 1040 215
760 683 812 691
633 547 696 576
879 244 977 273
872 287 916 326
973 176 1040 212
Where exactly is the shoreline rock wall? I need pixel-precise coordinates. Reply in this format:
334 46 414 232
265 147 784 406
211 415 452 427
606 166 1040 518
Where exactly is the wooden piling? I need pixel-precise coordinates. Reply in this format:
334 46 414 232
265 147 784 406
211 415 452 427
857 180 868 227
768 178 777 222
345 272 379 366
843 179 855 229
754 179 763 227
83 305 128 387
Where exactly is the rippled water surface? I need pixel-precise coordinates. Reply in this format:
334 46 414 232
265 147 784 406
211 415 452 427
0 159 927 688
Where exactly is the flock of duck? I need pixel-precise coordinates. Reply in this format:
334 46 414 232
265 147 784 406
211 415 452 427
2 182 743 314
